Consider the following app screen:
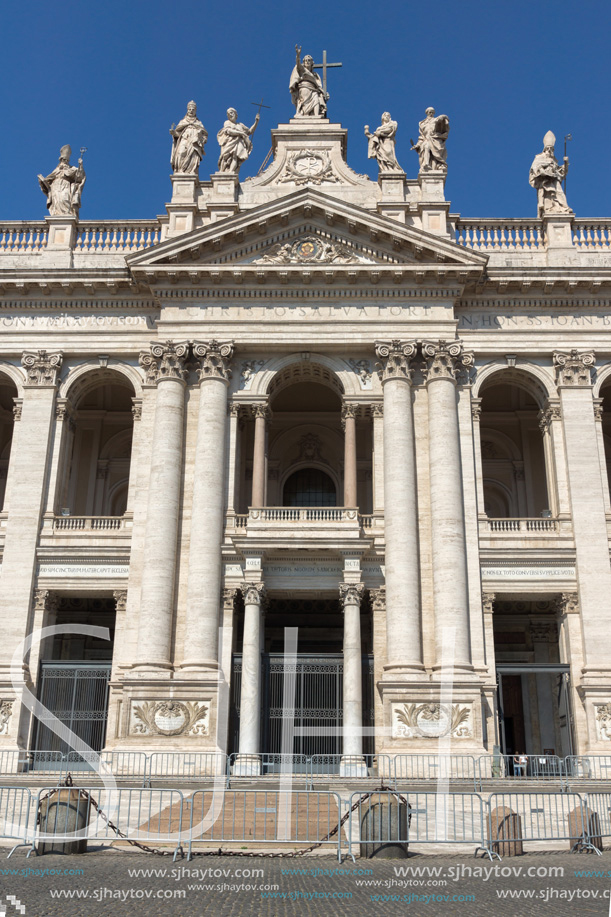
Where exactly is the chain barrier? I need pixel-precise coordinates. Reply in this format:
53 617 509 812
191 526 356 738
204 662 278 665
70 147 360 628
36 776 407 859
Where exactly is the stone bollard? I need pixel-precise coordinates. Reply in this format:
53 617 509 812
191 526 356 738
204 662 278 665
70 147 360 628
38 787 91 855
360 799 409 859
489 805 523 856
568 805 603 853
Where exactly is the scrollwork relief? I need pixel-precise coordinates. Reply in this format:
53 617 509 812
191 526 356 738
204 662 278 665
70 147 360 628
392 702 472 739
130 700 209 737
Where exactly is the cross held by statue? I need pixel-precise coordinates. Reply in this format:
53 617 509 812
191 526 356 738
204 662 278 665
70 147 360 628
313 50 343 96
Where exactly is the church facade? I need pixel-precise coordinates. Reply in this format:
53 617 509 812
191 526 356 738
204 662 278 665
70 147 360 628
1 66 611 772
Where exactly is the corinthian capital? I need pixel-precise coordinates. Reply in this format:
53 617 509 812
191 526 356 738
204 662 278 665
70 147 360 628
339 583 365 607
374 340 417 382
422 339 474 384
240 582 267 607
192 340 234 382
553 350 595 386
21 350 63 387
139 341 189 384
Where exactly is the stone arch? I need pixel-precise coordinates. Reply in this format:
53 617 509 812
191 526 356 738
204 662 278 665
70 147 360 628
250 353 363 399
593 361 611 398
99 428 133 461
482 478 514 517
479 427 522 462
281 462 341 505
59 361 142 403
0 362 25 398
473 362 555 408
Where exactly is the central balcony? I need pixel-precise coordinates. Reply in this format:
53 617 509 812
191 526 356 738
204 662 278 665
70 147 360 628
227 507 382 550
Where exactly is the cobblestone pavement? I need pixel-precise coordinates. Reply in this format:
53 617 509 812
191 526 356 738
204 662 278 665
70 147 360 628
1 848 611 916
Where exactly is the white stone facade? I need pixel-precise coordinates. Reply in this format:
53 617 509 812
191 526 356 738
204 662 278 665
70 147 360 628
2 105 611 766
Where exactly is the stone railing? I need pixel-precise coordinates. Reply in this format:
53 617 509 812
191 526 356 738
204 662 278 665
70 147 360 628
0 222 48 252
0 219 161 254
75 220 162 252
249 507 359 523
572 220 611 249
481 517 559 534
51 515 130 532
455 219 543 251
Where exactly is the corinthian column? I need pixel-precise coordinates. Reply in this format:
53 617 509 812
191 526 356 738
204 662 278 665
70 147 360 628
181 341 234 673
251 404 270 507
374 341 423 673
236 582 265 774
422 340 474 672
342 403 358 507
133 342 189 673
553 351 611 690
339 583 365 771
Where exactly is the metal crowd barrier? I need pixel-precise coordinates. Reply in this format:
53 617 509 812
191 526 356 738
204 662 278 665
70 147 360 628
347 790 488 861
31 786 185 860
479 754 565 783
0 787 33 857
146 752 226 786
308 754 389 784
580 792 611 846
186 789 343 861
565 756 611 781
481 791 601 857
227 753 309 780
392 755 478 790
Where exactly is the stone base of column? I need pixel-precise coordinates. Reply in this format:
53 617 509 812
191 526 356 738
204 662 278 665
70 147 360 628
232 754 262 776
382 663 427 681
339 755 368 778
574 679 611 752
129 662 174 678
176 660 220 676
377 682 489 758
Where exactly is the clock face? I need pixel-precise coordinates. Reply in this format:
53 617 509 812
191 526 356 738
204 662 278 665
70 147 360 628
294 154 321 176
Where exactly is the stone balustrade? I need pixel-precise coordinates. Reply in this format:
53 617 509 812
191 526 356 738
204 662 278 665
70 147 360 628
483 517 560 533
572 220 611 249
226 508 378 542
74 221 162 252
455 219 543 251
0 222 48 252
51 515 129 532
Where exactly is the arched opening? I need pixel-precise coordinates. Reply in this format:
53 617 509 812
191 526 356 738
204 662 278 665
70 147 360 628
61 373 135 516
0 374 18 511
479 378 550 517
283 467 338 507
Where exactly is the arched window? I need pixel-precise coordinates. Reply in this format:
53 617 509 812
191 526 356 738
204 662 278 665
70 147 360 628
283 468 337 507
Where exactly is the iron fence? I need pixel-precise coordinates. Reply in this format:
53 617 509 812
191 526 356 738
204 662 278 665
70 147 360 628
392 755 478 789
0 787 32 856
147 752 227 785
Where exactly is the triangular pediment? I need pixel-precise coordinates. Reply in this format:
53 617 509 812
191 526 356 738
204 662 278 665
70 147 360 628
127 188 487 284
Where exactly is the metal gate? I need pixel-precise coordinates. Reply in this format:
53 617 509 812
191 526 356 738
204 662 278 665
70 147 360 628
32 662 112 758
229 654 374 758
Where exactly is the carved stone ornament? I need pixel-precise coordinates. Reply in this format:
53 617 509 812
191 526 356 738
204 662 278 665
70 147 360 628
375 340 417 382
554 592 580 615
553 350 596 386
192 340 234 382
370 586 386 613
240 360 266 390
113 590 128 613
297 432 323 462
130 700 209 737
0 700 14 736
392 702 472 739
530 620 556 642
593 399 604 422
339 583 365 606
538 403 562 432
594 704 611 742
131 399 142 421
347 359 372 389
341 403 359 429
422 340 474 383
12 400 22 421
252 235 364 265
482 593 495 615
279 150 339 185
370 402 384 418
139 341 189 384
241 582 266 607
251 403 271 421
21 350 63 386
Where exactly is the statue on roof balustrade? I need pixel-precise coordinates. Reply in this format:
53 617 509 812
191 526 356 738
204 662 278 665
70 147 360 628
529 130 572 218
364 112 402 172
217 108 260 174
290 45 327 117
37 145 86 217
411 107 450 173
170 101 208 175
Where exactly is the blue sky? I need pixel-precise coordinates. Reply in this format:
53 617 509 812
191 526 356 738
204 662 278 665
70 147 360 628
2 0 609 221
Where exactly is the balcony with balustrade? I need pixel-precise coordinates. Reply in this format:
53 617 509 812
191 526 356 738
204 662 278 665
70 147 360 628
478 515 574 557
226 507 383 552
39 514 134 550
